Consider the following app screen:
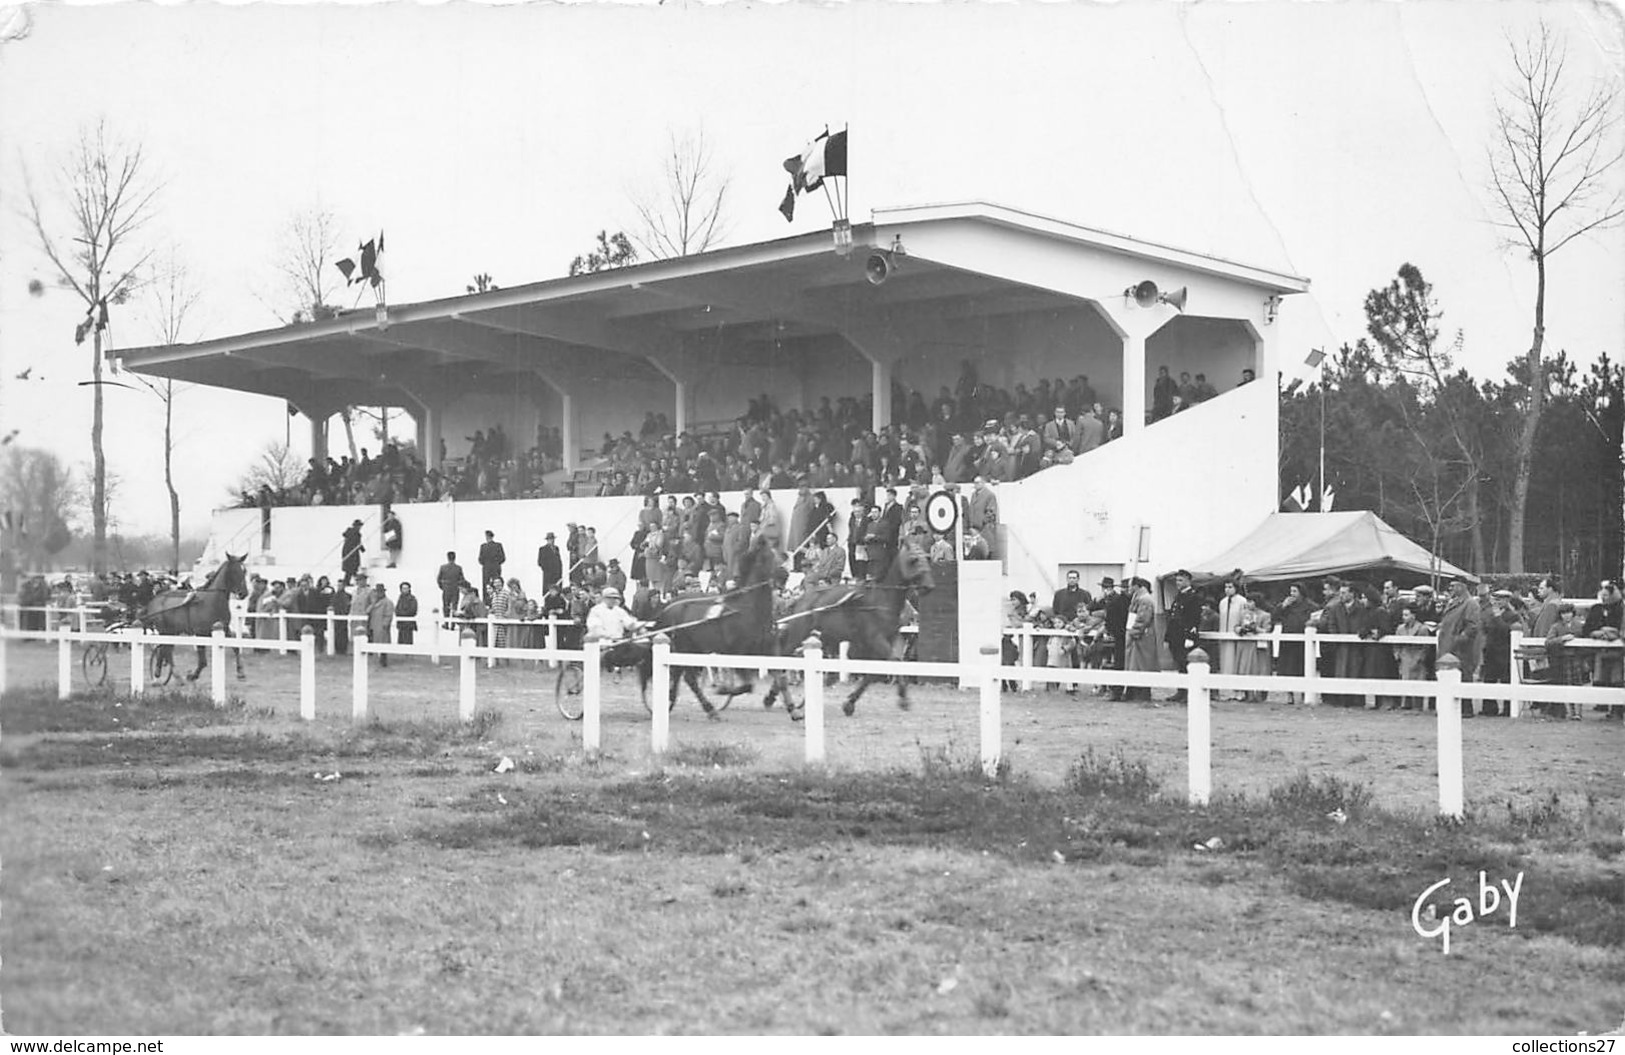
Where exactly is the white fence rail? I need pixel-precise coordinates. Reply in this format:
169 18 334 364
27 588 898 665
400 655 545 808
0 625 319 718
5 621 1618 821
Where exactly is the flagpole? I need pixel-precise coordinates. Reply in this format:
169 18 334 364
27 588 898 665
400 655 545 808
1318 364 1326 513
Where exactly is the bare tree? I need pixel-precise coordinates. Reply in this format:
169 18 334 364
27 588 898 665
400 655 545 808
235 441 305 503
1488 21 1624 572
629 127 731 260
0 447 81 573
272 203 345 324
21 118 162 575
137 248 199 573
265 204 366 460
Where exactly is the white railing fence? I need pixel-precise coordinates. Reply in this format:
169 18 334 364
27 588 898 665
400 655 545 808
5 624 1619 821
1 624 318 718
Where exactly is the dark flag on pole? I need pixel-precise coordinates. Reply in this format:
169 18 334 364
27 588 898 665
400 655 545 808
335 231 386 289
778 128 848 222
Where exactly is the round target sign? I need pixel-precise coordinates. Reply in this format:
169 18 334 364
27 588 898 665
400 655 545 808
925 490 958 533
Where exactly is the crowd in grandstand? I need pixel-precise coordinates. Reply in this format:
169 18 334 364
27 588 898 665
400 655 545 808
237 362 1262 509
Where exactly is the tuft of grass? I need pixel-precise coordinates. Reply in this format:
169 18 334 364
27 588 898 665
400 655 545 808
667 741 760 769
0 686 253 735
1266 770 1375 820
1064 746 1161 802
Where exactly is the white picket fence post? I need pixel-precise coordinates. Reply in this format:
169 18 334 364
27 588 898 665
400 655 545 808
583 639 603 755
802 633 825 765
1187 648 1212 806
430 609 442 666
325 609 336 658
57 625 72 700
651 634 671 755
1303 625 1320 705
299 627 317 720
352 630 369 721
979 644 1001 778
838 640 851 683
1508 629 1524 719
211 624 228 706
278 612 289 656
459 629 478 721
1019 628 1034 692
1435 653 1464 820
485 616 497 669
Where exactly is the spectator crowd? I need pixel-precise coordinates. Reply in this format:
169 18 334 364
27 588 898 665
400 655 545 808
998 571 1623 720
240 361 1261 510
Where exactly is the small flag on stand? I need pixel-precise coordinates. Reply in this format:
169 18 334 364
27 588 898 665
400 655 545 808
336 232 386 289
1283 347 1327 396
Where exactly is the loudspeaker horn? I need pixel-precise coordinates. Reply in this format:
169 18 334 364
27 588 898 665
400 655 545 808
1159 286 1188 312
1129 280 1159 308
865 252 893 286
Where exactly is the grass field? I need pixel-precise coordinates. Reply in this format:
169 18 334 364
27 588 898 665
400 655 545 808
1 641 1621 1035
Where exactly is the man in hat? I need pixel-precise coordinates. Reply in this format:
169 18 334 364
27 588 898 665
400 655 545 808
584 585 644 652
537 531 563 595
478 530 506 597
1099 577 1129 699
1435 576 1482 716
436 551 464 629
968 476 998 560
1163 569 1204 702
606 558 627 595
340 519 365 585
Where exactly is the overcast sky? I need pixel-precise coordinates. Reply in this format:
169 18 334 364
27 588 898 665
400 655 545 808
1 0 1621 538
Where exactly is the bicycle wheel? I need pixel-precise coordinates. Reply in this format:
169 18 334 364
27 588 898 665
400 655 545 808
643 674 681 714
149 644 175 687
82 644 108 687
555 663 584 720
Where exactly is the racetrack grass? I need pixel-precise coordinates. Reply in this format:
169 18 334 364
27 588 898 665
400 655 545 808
1 687 1620 1035
0 685 267 735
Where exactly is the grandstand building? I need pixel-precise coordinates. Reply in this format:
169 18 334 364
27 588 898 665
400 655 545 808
118 202 1308 630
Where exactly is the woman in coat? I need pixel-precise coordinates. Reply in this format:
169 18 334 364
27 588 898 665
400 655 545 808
363 584 395 665
1214 580 1248 695
1123 578 1160 701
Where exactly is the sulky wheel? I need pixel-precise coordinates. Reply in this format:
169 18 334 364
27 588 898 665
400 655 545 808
81 644 108 688
555 663 584 721
149 644 175 687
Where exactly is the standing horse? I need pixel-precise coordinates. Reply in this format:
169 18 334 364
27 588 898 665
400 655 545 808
769 543 935 717
140 554 250 682
643 537 782 717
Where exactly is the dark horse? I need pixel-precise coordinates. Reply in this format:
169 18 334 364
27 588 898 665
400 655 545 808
768 542 935 717
140 554 250 682
643 536 783 717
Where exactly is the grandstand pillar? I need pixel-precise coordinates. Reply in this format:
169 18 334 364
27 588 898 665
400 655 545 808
560 392 577 473
309 416 329 464
1121 335 1146 436
871 358 892 431
422 403 444 471
673 380 688 437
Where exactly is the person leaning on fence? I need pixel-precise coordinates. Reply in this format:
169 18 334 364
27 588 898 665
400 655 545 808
362 584 395 667
1545 604 1588 720
1391 604 1433 710
395 583 418 647
1436 576 1483 718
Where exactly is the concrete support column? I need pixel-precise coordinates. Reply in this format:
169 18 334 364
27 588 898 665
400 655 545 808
560 392 577 474
674 380 688 437
310 416 329 465
1122 335 1146 437
423 403 444 470
871 357 893 432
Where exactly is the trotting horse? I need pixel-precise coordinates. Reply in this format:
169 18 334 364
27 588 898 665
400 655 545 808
140 554 250 682
767 542 935 718
642 536 784 717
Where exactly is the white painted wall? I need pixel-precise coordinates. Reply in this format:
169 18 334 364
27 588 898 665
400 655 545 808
997 378 1277 596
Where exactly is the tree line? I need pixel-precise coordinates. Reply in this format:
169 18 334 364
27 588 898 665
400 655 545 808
1280 264 1622 588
